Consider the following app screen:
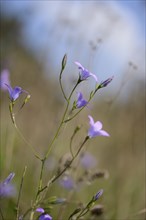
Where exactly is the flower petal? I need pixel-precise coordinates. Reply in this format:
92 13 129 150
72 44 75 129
39 214 52 220
74 61 84 70
76 92 88 108
97 130 110 137
88 115 94 126
11 87 22 101
5 84 13 97
94 121 102 130
90 72 98 82
3 173 15 185
36 208 45 213
77 92 83 100
0 69 10 91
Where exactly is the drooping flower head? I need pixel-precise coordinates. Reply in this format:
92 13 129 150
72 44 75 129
76 92 88 108
75 62 98 82
36 208 52 220
5 84 29 102
0 69 10 91
0 172 16 198
88 115 109 138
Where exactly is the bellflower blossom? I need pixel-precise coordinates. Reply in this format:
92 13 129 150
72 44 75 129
93 189 103 201
0 69 10 91
80 152 97 169
0 172 16 198
88 115 109 138
36 208 52 220
75 62 98 82
5 84 29 102
76 92 88 108
59 175 75 190
99 76 114 88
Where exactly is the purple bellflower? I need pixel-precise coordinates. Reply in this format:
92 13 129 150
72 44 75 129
88 115 109 138
0 69 10 91
99 76 114 88
76 92 88 108
80 152 97 169
59 175 75 190
36 208 52 220
0 172 16 198
94 189 103 201
75 62 98 82
5 84 29 102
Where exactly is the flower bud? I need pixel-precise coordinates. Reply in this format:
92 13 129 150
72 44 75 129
62 54 67 71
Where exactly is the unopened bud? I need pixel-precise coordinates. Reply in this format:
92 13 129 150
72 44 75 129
62 54 67 71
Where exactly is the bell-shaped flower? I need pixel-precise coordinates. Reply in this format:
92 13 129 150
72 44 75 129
75 62 98 82
36 208 52 220
76 92 88 108
80 152 97 169
5 84 29 102
0 172 16 198
93 189 103 201
99 76 114 88
88 115 109 138
59 175 75 190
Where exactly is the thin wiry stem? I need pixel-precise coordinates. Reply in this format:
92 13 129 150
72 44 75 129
14 124 41 160
9 102 41 160
30 81 80 218
45 80 79 159
59 69 68 101
64 88 96 123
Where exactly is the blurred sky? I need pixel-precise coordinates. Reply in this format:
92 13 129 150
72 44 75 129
1 1 145 87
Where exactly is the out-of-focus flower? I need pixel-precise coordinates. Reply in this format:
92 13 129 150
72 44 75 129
93 189 103 201
5 84 29 102
0 172 16 198
99 76 114 88
0 69 10 91
75 62 98 82
59 175 75 190
90 170 109 180
36 208 52 220
90 204 104 216
76 92 88 108
88 115 109 138
80 152 97 169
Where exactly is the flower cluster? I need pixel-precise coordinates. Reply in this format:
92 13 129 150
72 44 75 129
0 56 113 220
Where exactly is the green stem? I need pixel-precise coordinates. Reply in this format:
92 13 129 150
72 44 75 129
14 125 41 160
45 81 79 159
64 90 96 123
30 81 79 218
59 69 68 101
50 136 89 184
39 136 89 194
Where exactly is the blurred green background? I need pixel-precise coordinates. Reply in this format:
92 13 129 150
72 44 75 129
0 1 145 220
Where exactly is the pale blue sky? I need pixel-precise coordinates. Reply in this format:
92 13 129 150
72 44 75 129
1 1 145 93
